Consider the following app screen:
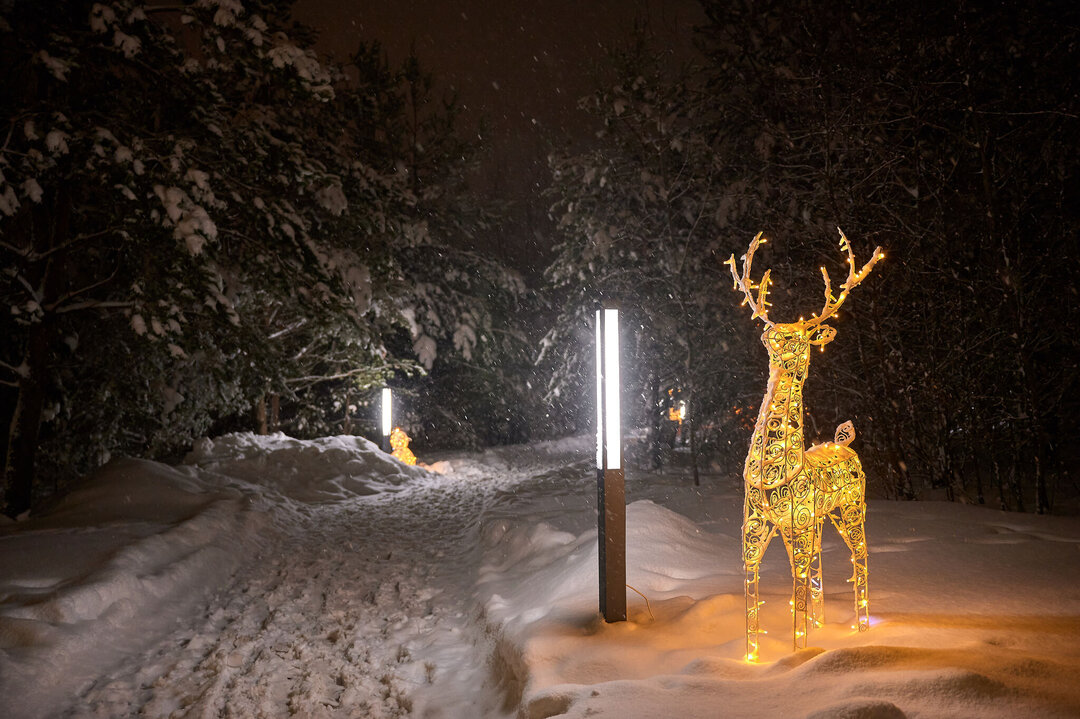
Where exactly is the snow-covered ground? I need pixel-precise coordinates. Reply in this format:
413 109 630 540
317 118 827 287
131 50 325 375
2 433 1080 719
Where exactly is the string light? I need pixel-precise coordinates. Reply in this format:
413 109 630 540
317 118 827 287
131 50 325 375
726 228 881 661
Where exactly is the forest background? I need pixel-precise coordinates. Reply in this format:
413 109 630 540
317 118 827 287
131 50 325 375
1 0 1077 518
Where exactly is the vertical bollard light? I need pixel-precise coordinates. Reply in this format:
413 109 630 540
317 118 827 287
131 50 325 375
596 304 626 622
381 387 392 453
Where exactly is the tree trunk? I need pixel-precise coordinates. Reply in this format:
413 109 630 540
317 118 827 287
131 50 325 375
993 456 1007 511
2 320 51 517
343 389 352 435
1011 463 1025 513
688 406 699 487
1034 455 1049 515
2 185 68 517
648 371 662 471
867 299 914 499
255 395 268 435
269 393 280 433
1008 435 1025 513
685 331 699 487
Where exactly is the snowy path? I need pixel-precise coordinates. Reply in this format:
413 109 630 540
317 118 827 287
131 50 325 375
63 441 591 719
7 433 1080 719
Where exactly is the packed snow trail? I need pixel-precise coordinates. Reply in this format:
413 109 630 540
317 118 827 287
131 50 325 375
7 433 1080 719
62 436 597 719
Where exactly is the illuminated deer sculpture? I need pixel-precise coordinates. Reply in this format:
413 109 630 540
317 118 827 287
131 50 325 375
725 229 882 661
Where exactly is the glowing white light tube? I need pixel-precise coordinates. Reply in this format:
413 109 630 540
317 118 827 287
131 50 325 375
603 308 620 470
596 310 604 469
381 388 392 436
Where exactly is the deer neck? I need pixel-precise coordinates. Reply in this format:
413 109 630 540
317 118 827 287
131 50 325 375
747 351 810 489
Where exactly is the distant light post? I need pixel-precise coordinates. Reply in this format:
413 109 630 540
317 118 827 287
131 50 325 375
596 304 626 622
381 387 392 452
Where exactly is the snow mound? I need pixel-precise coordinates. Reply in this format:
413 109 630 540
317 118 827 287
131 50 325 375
479 500 736 633
476 490 1080 719
805 699 908 719
5 435 1080 719
0 458 268 719
2 432 432 719
184 432 431 502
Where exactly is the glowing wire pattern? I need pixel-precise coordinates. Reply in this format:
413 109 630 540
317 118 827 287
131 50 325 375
725 229 882 661
390 427 417 465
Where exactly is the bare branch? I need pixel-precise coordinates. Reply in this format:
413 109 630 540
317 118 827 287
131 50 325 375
15 273 40 302
33 228 122 261
268 318 309 340
0 119 15 154
0 357 27 377
54 300 133 314
44 267 119 312
0 238 31 257
285 366 384 389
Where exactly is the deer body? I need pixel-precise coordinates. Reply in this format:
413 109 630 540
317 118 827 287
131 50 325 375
727 231 879 661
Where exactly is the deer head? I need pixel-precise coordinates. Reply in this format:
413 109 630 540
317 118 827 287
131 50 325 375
724 229 883 360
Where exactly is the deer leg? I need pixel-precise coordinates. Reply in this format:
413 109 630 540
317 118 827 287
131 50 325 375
743 497 773 662
810 515 825 628
781 475 818 651
829 500 870 632
781 522 814 651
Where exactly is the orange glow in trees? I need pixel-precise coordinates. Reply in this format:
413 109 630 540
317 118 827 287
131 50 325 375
725 229 882 661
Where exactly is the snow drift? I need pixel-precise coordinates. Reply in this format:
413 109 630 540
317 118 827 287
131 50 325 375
0 433 427 719
476 494 1080 719
2 432 1080 719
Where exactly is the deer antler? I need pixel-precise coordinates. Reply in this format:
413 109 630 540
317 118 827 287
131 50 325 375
725 231 776 327
804 228 883 327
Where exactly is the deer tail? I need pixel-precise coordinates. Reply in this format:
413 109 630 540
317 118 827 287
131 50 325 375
834 420 855 447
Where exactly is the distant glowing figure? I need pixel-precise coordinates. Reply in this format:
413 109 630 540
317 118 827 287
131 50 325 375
390 427 416 465
667 393 687 424
725 229 882 661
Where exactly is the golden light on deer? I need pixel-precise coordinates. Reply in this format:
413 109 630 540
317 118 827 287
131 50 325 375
725 229 882 662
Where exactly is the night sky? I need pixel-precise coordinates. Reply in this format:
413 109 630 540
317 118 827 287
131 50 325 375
292 0 705 273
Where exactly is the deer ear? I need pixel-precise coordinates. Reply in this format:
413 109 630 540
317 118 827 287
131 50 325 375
808 324 836 346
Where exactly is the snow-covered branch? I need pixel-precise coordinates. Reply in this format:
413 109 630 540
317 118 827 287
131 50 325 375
285 367 387 390
0 358 28 379
45 268 119 312
54 300 133 314
1 229 124 263
268 318 309 340
32 228 122 261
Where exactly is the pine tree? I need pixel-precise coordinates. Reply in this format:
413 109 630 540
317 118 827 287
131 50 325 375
0 0 414 515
